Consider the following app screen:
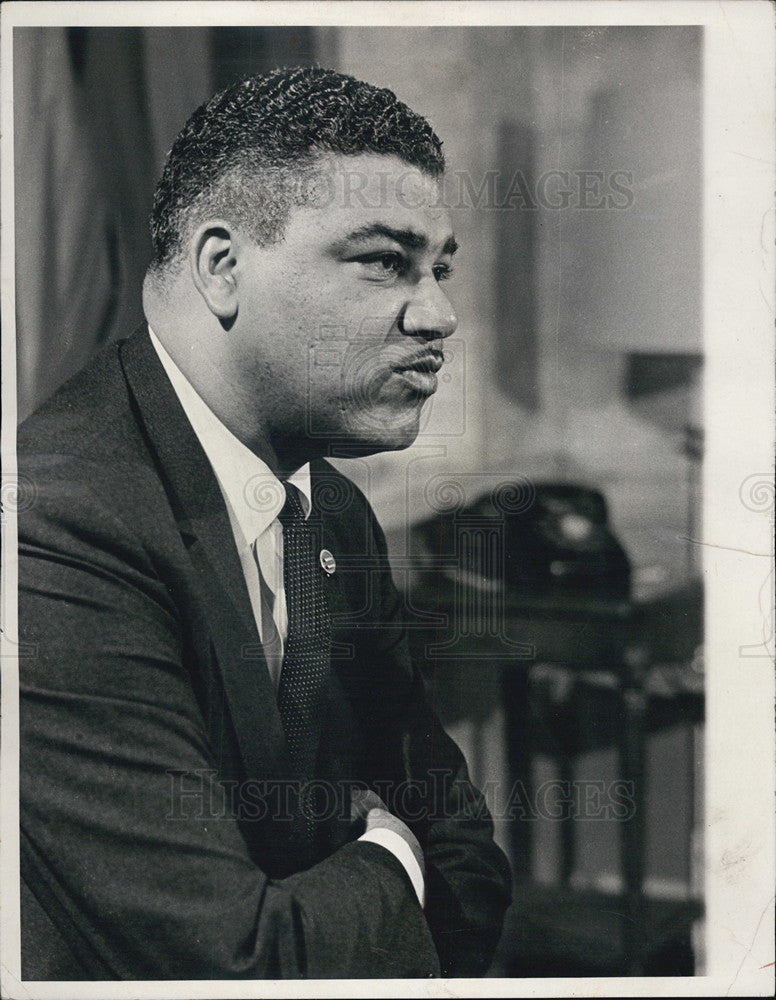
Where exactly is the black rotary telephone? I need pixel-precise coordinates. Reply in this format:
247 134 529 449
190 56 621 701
417 482 631 600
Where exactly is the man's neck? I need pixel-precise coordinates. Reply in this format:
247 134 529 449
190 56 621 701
147 324 316 479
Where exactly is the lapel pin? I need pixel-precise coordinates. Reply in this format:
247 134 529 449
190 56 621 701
319 549 336 575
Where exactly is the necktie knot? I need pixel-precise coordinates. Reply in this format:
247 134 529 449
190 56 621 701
278 481 306 528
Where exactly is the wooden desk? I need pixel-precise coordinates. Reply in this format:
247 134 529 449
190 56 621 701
405 568 703 975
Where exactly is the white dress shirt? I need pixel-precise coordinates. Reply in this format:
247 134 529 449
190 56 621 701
148 329 424 905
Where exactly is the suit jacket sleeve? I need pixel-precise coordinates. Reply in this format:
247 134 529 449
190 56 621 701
18 455 440 980
356 496 513 978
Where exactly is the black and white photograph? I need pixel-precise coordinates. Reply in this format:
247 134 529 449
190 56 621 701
0 1 773 996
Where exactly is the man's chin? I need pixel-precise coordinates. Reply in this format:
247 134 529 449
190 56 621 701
334 416 422 457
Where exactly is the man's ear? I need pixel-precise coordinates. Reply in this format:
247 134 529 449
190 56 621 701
190 221 239 322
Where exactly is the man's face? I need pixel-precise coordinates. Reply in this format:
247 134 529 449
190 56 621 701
228 153 458 461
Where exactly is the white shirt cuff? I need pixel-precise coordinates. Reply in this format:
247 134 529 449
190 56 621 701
359 828 425 906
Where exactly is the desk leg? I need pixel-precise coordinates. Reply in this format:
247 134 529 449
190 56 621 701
559 747 575 887
502 665 532 881
619 669 648 976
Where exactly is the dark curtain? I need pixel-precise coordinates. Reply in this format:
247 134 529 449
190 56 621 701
14 26 315 421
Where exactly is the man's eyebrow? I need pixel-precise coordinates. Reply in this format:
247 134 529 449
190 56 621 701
338 223 458 256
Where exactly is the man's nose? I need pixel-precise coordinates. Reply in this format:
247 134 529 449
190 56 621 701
399 280 458 340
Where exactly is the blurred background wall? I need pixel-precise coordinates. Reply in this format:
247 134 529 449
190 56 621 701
14 24 703 973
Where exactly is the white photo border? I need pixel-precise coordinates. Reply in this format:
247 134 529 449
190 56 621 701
1 2 773 997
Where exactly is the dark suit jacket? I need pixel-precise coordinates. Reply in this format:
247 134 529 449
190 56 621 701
17 326 511 980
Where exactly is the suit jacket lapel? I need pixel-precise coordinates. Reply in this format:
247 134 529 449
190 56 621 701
119 326 292 786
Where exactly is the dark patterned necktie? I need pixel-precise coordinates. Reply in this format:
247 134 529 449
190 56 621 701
277 482 332 786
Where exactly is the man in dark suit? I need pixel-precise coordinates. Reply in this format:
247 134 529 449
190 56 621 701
17 67 511 980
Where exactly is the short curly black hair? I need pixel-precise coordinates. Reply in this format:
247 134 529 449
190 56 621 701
149 66 445 273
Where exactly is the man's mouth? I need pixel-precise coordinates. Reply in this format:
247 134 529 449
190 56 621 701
391 350 444 375
390 350 444 396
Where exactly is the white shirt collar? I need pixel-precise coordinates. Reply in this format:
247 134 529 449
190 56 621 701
148 327 311 545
